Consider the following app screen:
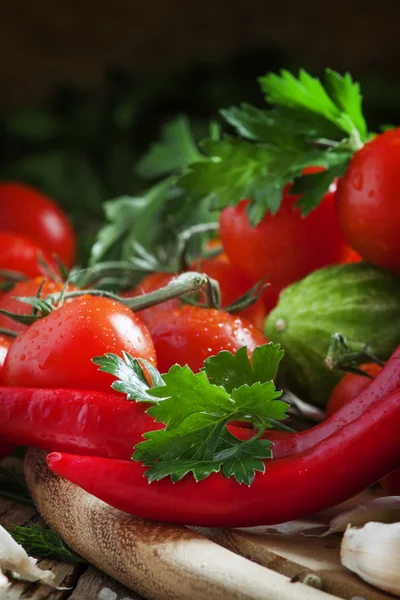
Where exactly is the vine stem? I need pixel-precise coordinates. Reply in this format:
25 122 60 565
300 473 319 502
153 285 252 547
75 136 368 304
49 272 215 312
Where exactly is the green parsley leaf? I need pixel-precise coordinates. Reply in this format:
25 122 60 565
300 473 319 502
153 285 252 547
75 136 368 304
136 115 203 179
133 364 287 484
143 431 273 484
324 69 368 142
95 343 288 485
92 352 163 401
7 524 87 564
203 343 284 393
291 161 348 214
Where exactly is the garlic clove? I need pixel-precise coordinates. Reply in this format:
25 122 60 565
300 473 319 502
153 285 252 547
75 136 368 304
0 525 56 587
341 521 400 596
0 568 10 590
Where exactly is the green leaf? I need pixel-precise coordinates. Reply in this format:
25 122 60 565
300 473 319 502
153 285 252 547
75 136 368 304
92 352 163 401
231 382 287 421
7 524 87 564
259 68 367 141
136 115 203 179
221 104 278 141
143 433 273 485
291 161 349 214
94 345 288 485
324 70 368 142
134 362 287 484
203 343 284 393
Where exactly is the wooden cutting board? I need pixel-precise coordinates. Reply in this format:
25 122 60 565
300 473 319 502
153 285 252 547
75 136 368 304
0 452 394 600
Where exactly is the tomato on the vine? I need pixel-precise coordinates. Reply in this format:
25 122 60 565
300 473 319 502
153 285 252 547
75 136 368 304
0 277 75 334
146 305 267 374
190 258 266 330
0 182 76 267
219 175 352 312
2 295 156 393
336 129 400 274
0 232 56 279
325 363 383 418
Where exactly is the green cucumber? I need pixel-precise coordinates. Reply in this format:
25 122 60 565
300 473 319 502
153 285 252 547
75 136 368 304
264 262 400 407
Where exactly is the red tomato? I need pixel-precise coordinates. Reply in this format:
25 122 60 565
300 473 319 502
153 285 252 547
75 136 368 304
219 178 351 312
0 277 74 334
122 272 180 327
325 363 383 418
336 129 400 273
0 334 12 381
190 258 266 330
146 305 267 374
2 295 156 393
0 232 56 278
0 182 76 267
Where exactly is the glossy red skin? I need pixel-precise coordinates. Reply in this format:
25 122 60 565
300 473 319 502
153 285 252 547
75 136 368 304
326 363 383 418
0 277 72 334
0 182 76 267
336 129 400 273
146 305 267 374
122 273 180 327
190 258 266 330
220 182 351 312
0 387 160 459
235 345 400 458
47 387 400 527
0 232 55 279
2 295 157 393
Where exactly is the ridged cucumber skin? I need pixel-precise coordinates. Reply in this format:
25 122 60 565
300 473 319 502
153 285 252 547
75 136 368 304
264 262 400 408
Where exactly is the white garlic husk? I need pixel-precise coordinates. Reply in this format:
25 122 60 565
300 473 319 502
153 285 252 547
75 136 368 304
0 567 10 589
341 521 400 596
0 525 56 587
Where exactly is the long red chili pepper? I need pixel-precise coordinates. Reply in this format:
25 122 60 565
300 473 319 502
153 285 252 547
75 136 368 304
231 344 400 456
0 387 159 459
48 388 400 528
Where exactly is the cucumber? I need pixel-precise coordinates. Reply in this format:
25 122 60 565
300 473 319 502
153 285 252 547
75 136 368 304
264 262 400 407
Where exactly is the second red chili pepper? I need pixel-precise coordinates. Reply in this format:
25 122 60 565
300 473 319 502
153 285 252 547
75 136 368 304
47 388 400 527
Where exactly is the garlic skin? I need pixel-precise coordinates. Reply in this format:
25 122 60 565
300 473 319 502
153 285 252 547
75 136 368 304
0 525 56 587
341 521 400 596
0 568 10 589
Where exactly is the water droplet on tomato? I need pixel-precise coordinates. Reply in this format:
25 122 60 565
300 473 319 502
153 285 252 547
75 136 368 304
351 172 363 191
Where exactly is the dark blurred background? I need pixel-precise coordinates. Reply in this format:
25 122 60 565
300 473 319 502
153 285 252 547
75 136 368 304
1 0 399 257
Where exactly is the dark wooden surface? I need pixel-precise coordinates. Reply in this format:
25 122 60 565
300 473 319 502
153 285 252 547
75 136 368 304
1 0 400 111
0 495 143 599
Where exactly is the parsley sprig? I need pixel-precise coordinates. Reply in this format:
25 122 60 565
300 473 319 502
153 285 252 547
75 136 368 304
180 69 369 223
93 343 288 485
7 524 87 565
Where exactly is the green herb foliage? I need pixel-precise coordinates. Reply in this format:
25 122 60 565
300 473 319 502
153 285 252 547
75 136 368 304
7 524 87 565
94 343 288 485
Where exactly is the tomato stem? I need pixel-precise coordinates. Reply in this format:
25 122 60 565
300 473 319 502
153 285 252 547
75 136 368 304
0 270 28 282
0 327 18 338
50 272 213 313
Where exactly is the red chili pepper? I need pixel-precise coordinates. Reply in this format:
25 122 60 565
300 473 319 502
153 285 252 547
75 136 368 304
47 388 400 528
231 344 400 457
0 387 159 459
